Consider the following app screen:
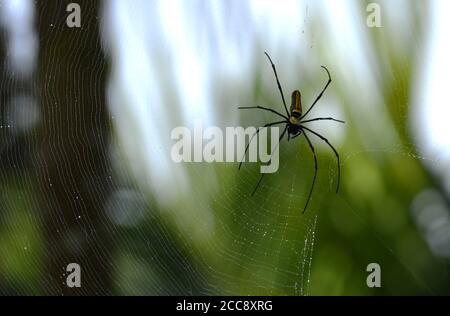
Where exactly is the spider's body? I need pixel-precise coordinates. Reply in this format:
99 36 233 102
288 90 303 137
290 90 302 117
238 52 344 213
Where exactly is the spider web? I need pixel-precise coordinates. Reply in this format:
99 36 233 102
205 151 322 295
101 0 330 295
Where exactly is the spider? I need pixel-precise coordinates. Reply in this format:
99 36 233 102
239 52 344 213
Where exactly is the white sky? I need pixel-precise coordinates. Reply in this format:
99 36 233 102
103 0 447 207
412 0 450 195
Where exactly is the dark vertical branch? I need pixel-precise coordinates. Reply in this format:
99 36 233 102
36 0 113 295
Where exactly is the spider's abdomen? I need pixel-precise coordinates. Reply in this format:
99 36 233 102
288 124 301 136
290 90 302 118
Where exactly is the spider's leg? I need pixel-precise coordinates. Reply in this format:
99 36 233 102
251 125 288 196
301 117 344 124
239 121 286 170
302 132 318 213
238 106 288 120
291 131 303 140
264 52 290 117
301 66 332 119
301 126 340 193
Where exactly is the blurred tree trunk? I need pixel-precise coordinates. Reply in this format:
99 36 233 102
36 0 113 295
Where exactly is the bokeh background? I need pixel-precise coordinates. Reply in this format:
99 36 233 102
1 0 450 295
